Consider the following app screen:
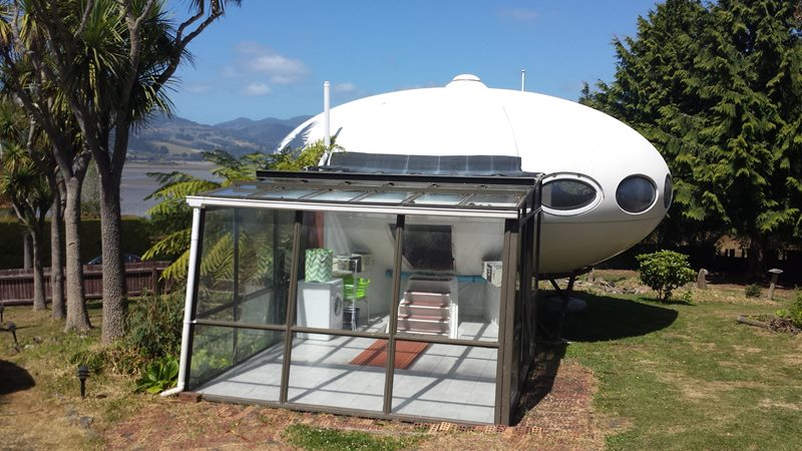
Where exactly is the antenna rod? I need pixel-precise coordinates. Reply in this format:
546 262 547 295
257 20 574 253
323 80 331 148
521 69 526 92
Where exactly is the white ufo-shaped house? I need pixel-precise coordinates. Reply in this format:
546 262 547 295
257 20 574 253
279 74 672 276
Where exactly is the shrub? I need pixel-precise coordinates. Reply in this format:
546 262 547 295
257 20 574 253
745 284 762 298
135 356 179 394
125 291 183 361
83 292 183 377
777 291 802 328
636 250 695 302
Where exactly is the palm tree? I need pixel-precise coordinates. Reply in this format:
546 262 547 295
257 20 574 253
0 104 52 311
0 3 95 331
2 0 242 343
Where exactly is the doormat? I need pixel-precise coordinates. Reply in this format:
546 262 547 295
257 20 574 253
350 339 429 369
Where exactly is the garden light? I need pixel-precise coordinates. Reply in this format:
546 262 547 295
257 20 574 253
77 365 90 398
7 321 19 351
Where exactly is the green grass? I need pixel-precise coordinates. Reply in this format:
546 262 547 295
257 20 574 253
282 424 424 451
564 292 802 450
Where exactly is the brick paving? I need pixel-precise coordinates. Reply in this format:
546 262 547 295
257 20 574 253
105 347 603 450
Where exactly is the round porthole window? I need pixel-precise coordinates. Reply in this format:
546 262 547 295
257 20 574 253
542 179 597 211
664 174 673 209
616 175 656 213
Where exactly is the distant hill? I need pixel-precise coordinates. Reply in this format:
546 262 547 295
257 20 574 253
128 114 311 161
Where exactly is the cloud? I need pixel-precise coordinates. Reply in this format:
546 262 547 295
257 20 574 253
498 7 538 22
333 82 357 94
236 42 307 84
243 82 271 96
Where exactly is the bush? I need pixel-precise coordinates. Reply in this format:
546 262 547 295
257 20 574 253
776 292 802 328
636 250 696 302
70 292 183 377
125 291 184 362
135 356 179 394
745 284 762 298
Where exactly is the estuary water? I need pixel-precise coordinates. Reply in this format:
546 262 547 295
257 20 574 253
120 160 218 217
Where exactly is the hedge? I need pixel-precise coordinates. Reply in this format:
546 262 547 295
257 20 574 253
0 217 159 269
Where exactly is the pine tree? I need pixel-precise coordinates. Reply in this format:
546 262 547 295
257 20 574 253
581 0 802 276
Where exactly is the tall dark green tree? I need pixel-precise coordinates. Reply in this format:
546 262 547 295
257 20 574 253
581 0 802 276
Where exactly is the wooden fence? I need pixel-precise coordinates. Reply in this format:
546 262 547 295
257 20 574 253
0 261 172 305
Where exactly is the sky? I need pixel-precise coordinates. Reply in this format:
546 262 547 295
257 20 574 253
167 0 659 125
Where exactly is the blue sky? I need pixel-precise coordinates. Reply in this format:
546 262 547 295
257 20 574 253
168 0 659 125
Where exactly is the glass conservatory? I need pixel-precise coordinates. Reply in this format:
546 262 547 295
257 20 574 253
175 170 542 425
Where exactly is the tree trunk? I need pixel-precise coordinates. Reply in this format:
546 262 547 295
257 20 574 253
747 234 768 281
63 177 91 332
99 170 126 344
30 228 47 311
23 233 32 269
51 186 66 320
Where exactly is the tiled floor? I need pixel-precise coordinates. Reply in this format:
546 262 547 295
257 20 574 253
197 318 499 423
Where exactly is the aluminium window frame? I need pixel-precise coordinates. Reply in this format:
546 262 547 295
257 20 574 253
181 172 541 425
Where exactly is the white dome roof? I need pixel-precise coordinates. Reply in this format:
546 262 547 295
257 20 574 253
279 73 663 178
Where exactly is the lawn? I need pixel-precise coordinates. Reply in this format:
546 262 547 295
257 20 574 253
563 288 802 450
1 274 800 450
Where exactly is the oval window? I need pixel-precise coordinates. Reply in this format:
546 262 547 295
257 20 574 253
664 174 673 209
542 179 597 211
616 175 656 213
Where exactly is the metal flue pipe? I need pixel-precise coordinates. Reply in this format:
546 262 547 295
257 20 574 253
323 81 331 148
161 207 202 397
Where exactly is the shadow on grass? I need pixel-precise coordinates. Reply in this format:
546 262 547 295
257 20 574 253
564 292 679 342
0 360 35 395
512 341 567 425
512 292 679 423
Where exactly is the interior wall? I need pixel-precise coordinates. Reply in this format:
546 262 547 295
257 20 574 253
320 213 504 323
323 212 396 317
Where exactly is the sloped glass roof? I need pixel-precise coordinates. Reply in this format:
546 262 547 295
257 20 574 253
187 171 540 219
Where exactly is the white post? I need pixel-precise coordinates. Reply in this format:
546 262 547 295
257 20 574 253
323 80 331 148
161 206 202 397
521 69 526 92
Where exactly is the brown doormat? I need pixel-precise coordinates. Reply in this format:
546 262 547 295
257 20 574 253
350 339 429 369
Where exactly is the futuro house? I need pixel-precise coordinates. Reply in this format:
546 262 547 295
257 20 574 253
281 74 672 276
170 74 670 425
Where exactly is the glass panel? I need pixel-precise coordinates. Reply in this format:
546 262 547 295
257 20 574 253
411 193 467 205
664 174 673 209
308 190 365 202
287 332 385 411
616 175 656 213
398 216 503 342
195 208 235 321
209 185 257 197
296 212 396 333
391 344 497 424
259 188 317 200
465 192 520 208
236 209 295 325
542 179 596 210
359 191 413 204
195 208 294 326
188 325 284 400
